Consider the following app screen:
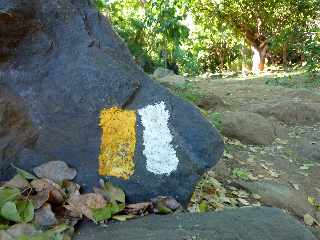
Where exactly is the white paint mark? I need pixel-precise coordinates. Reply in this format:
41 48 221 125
138 101 179 175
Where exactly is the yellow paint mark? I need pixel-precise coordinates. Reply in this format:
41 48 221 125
98 107 136 179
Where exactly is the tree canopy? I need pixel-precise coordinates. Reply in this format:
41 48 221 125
94 0 320 75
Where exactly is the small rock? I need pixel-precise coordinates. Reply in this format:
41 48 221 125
6 224 39 238
34 203 58 226
196 94 226 111
33 161 77 183
157 74 188 85
152 67 175 79
221 111 278 145
305 214 316 226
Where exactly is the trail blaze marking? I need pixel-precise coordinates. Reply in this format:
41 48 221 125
138 101 179 175
98 107 136 179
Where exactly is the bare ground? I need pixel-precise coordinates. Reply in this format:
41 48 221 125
158 71 320 232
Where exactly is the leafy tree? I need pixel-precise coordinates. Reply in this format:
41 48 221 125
94 0 319 75
193 0 320 72
304 25 320 73
104 0 192 74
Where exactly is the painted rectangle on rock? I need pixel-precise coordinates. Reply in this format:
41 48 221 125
98 107 136 180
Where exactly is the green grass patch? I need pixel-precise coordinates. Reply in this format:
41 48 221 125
208 112 223 131
232 168 251 181
164 82 202 104
265 72 320 89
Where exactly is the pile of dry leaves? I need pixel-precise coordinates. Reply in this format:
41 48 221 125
0 161 181 239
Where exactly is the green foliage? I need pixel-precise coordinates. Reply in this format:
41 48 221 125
92 180 126 222
92 202 125 222
0 187 20 208
194 0 319 69
0 191 34 223
94 0 319 76
11 164 37 180
169 82 201 103
1 201 21 222
208 112 223 131
198 200 209 212
15 200 34 223
304 27 320 73
104 0 192 73
92 0 107 11
99 181 126 203
232 168 251 181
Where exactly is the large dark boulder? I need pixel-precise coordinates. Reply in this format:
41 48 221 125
74 207 317 240
0 0 223 205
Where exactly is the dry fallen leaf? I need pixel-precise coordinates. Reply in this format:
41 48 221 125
3 175 31 190
97 180 125 203
124 202 152 215
30 191 50 210
112 214 136 221
151 196 181 211
63 180 81 198
67 193 107 220
237 198 250 206
31 179 65 204
151 196 181 214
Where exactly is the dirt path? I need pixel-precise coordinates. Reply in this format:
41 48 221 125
157 72 320 232
195 77 320 198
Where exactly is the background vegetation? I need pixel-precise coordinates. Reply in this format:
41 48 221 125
93 0 319 76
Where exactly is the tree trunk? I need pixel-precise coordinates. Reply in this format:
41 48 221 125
239 23 267 74
283 43 288 67
219 55 224 72
251 44 267 74
259 46 267 72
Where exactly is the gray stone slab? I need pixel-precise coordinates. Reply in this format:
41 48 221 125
74 207 317 240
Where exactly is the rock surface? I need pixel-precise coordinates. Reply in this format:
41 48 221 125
0 0 223 205
236 181 315 218
74 207 317 240
0 85 38 171
293 140 320 163
285 89 320 103
33 161 77 183
157 74 188 85
196 94 226 111
243 101 320 125
221 111 281 145
153 67 175 79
